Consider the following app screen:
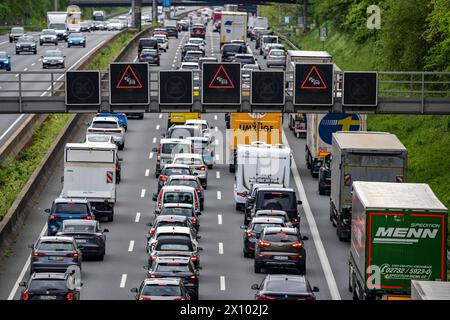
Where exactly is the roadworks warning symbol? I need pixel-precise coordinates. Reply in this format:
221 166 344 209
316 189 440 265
208 65 235 89
116 65 143 89
300 65 327 89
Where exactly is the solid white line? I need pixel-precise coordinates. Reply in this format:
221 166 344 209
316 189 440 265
217 191 221 200
120 274 127 288
215 139 219 145
282 130 341 300
8 223 48 300
135 212 141 223
128 240 135 252
0 41 7 45
217 214 222 225
220 276 226 291
149 152 154 159
216 171 220 179
218 242 224 254
15 74 18 77
141 189 146 198
156 124 160 130
152 137 157 143
0 115 26 142
145 169 150 177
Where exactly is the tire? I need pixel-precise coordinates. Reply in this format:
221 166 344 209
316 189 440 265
138 114 144 119
229 164 235 173
34 51 36 54
319 184 325 195
207 164 213 169
68 45 71 48
9 38 12 43
337 224 346 241
298 264 306 275
108 215 114 222
118 142 124 150
62 64 65 69
98 254 105 261
254 262 261 273
83 44 86 48
243 249 252 258
39 42 42 46
235 203 241 211
16 51 19 55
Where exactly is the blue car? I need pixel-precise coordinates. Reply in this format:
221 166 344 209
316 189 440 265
45 198 95 236
96 112 128 132
0 51 11 71
67 33 86 48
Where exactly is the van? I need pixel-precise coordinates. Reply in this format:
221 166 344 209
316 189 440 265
138 38 159 54
166 125 203 139
152 138 193 177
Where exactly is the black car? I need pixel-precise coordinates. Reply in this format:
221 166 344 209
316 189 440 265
241 217 286 258
139 48 160 66
221 43 244 62
251 274 319 300
165 26 178 38
146 256 201 300
80 21 92 32
318 154 332 195
19 272 82 300
9 26 25 43
159 203 201 232
56 219 109 260
16 35 37 55
138 38 158 54
190 26 206 39
232 54 256 66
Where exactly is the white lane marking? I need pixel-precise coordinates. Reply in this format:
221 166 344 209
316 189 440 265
215 139 219 145
215 154 219 161
38 58 42 61
15 74 18 77
141 189 146 198
145 169 150 177
23 68 27 71
156 124 160 130
0 41 7 45
120 274 127 288
216 171 220 179
215 126 218 132
220 276 226 291
128 240 135 252
8 223 48 300
133 56 138 62
217 214 222 225
159 114 162 119
149 152 154 159
31 63 35 66
218 242 224 254
214 115 217 120
135 212 141 223
217 191 221 200
152 137 157 143
0 114 26 142
282 130 341 300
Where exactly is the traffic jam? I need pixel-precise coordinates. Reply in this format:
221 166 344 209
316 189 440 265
6 5 448 302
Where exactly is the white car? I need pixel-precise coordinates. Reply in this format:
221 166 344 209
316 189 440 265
187 38 206 52
180 62 199 71
186 136 215 169
185 119 213 137
87 116 125 150
172 153 208 188
263 43 285 59
147 225 198 253
153 34 169 51
107 19 123 31
153 185 201 214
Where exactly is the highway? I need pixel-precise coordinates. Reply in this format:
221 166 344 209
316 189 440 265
0 17 352 300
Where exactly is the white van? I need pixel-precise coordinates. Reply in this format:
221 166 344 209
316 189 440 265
153 138 193 177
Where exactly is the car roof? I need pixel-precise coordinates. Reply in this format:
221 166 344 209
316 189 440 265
252 183 284 190
257 187 295 192
92 116 119 122
256 210 288 215
173 153 202 159
62 219 97 226
162 203 193 208
156 226 191 234
185 50 203 54
31 273 68 280
265 274 307 284
263 227 298 234
143 277 181 285
38 236 75 242
251 217 284 224
156 215 188 222
155 256 191 264
160 138 191 144
235 54 254 58
185 119 207 124
161 185 196 192
54 197 89 204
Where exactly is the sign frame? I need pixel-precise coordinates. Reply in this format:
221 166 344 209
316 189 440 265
294 62 334 106
109 62 150 106
250 70 286 106
201 62 242 106
65 70 101 106
158 70 193 106
342 71 378 107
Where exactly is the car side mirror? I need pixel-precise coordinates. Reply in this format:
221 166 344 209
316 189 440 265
103 229 109 233
193 172 198 176
313 286 320 292
64 55 66 58
80 282 83 287
152 193 157 201
197 266 203 270
251 284 259 290
44 208 51 214
19 281 27 287
302 235 309 241
60 176 64 183
297 200 302 205
130 288 139 293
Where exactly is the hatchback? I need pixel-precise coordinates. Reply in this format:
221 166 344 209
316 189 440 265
20 272 81 300
251 274 319 300
131 278 190 300
139 48 160 66
45 198 94 236
241 217 286 258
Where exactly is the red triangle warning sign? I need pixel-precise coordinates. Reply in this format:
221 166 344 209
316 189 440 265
208 65 235 89
116 65 143 89
300 65 327 90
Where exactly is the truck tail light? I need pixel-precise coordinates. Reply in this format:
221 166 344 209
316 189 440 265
195 188 202 194
190 255 198 262
196 166 206 171
258 241 271 247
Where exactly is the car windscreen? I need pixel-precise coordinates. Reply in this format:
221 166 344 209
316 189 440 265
161 143 190 154
12 28 24 33
142 284 181 296
263 232 298 243
141 50 157 56
62 224 95 233
157 221 187 228
270 50 285 56
92 121 118 128
264 37 278 43
163 167 191 175
160 207 193 217
157 243 192 251
184 45 199 52
42 30 56 35
29 279 67 291
37 241 74 251
168 127 196 139
257 192 296 212
168 179 199 188
155 263 190 272
265 279 308 294
252 223 284 233
163 192 193 204
223 45 241 53
140 40 157 47
256 214 288 223
54 203 88 214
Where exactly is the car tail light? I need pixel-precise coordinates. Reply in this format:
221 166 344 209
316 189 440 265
66 252 79 258
121 113 126 117
33 252 46 257
149 229 155 235
81 216 93 220
139 296 151 300
245 231 254 238
196 166 206 171
291 242 303 248
49 215 59 221
21 291 29 300
195 188 202 194
66 292 74 300
191 218 198 225
258 241 271 247
257 293 276 300
190 256 198 262
188 275 198 280
173 297 186 300
109 129 122 133
290 255 301 260
109 202 115 208
87 128 94 132
160 175 167 182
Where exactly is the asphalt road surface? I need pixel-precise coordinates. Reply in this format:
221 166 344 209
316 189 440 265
0 17 352 300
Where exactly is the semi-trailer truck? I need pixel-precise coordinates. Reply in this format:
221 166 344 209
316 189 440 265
349 181 448 300
330 131 408 241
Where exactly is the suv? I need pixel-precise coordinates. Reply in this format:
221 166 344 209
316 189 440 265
16 35 37 55
9 26 25 42
165 26 178 38
153 139 193 177
165 175 205 210
241 217 286 258
42 50 65 69
138 38 159 54
39 29 58 46
254 227 307 274
221 43 244 62
19 272 81 300
139 48 160 66
245 187 302 228
172 153 208 189
87 116 125 150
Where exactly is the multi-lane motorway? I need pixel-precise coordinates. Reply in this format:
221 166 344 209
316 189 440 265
0 17 352 300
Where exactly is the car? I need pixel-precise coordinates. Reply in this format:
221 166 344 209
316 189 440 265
180 62 200 71
190 26 206 39
242 63 260 82
251 274 319 300
165 26 178 38
159 203 201 233
138 38 159 54
56 219 108 260
183 50 204 63
181 43 201 60
185 136 215 170
250 27 265 41
153 34 169 51
84 134 114 144
153 28 169 37
153 185 201 214
67 33 86 48
172 153 208 188
184 119 213 137
165 175 205 211
93 21 107 30
145 256 200 300
263 43 285 59
232 53 256 66
107 19 124 31
139 48 160 66
198 57 218 69
131 278 191 300
230 39 247 53
260 35 279 55
39 29 58 46
165 124 203 139
179 19 190 31
267 49 287 69
243 184 284 215
9 26 25 43
68 24 81 33
241 217 286 258
0 51 11 71
45 198 94 236
221 43 244 62
79 21 92 32
156 164 192 192
96 112 127 132
254 227 307 274
42 50 65 69
29 236 82 274
147 225 199 253
19 272 81 300
15 35 37 54
87 116 125 150
147 215 197 242
153 139 193 178
254 210 293 227
187 38 206 52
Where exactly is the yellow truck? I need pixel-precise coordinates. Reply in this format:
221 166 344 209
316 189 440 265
228 113 283 172
167 113 201 128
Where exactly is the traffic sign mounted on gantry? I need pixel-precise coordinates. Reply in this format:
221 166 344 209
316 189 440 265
202 63 241 105
159 71 193 105
294 63 334 106
251 71 285 105
343 71 378 107
65 71 101 106
109 62 149 105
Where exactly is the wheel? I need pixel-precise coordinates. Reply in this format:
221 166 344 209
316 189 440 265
298 263 306 275
319 184 325 195
200 204 204 211
16 51 19 55
254 262 261 273
118 142 124 150
235 203 241 211
229 164 235 173
107 215 114 222
337 224 346 241
43 65 46 69
9 38 12 43
83 44 86 48
33 51 36 54
68 45 71 48
306 154 311 169
98 254 105 261
55 42 58 46
207 164 213 169
243 249 252 258
263 56 266 59
39 42 42 46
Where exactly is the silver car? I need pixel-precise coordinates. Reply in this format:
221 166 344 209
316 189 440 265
87 116 125 150
39 29 58 46
267 49 286 69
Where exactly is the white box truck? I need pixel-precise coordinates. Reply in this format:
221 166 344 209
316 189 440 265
411 281 450 300
234 142 291 211
47 12 68 41
330 132 408 241
61 142 117 222
220 11 247 46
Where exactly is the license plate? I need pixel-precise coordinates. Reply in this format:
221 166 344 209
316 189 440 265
76 239 87 243
273 256 288 260
49 256 63 261
40 295 57 300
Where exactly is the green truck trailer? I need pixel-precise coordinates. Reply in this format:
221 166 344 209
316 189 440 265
349 181 448 300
